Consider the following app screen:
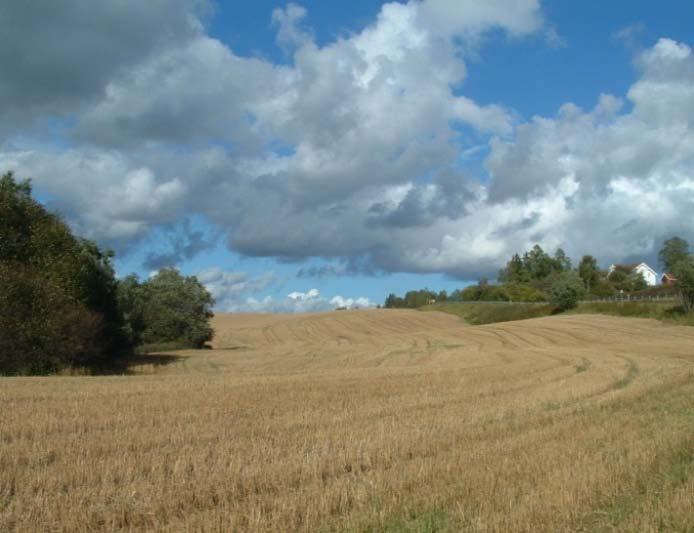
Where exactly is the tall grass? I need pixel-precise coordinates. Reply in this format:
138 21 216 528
424 300 694 327
422 301 555 324
571 301 694 326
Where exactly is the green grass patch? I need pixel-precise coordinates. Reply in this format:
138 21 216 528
571 301 694 326
423 300 694 327
575 357 591 373
578 437 694 532
352 508 457 533
421 302 555 325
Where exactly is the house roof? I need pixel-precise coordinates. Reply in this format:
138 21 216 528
634 262 657 275
609 262 657 275
662 272 677 281
611 263 640 270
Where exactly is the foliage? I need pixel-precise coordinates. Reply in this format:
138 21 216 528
456 281 509 302
119 269 215 348
498 253 527 283
607 269 647 292
0 172 125 374
577 255 600 291
117 274 147 347
499 245 571 284
0 263 104 374
589 279 617 298
659 237 689 273
384 289 437 308
423 302 555 325
548 271 585 311
1 171 216 373
502 283 548 302
673 257 694 313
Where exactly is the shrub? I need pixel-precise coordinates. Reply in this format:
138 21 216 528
549 271 585 311
0 263 104 374
589 280 616 298
673 258 694 313
458 284 509 302
119 269 215 349
502 283 548 302
0 172 125 374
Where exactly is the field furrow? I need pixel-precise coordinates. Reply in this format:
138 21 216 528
1 310 693 532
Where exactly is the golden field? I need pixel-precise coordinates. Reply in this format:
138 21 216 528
1 309 693 532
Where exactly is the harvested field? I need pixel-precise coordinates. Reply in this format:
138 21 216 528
1 310 694 531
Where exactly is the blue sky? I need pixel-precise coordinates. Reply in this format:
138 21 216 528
3 1 694 311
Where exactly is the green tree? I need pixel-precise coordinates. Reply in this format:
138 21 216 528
499 253 527 283
608 267 647 292
548 271 585 311
523 245 555 280
502 283 548 302
0 171 125 373
117 274 147 347
553 248 572 271
577 255 600 292
384 293 401 308
140 269 215 348
673 258 694 313
0 263 105 374
659 237 690 273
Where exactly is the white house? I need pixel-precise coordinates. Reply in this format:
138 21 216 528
607 262 658 286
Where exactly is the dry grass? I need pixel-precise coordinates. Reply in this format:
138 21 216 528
1 309 694 532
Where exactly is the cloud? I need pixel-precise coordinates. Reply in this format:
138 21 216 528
247 289 374 313
614 23 645 49
481 38 694 266
197 268 279 311
198 269 374 313
272 3 312 52
3 3 694 282
296 264 349 279
418 0 542 38
544 26 567 49
0 0 206 137
143 219 220 270
0 0 532 269
1 149 186 247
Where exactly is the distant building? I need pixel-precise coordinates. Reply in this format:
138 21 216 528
661 272 677 286
607 262 658 286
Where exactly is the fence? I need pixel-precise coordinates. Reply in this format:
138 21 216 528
579 294 679 304
436 294 680 305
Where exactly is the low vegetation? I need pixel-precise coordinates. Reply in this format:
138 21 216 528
422 301 556 325
2 310 693 531
0 171 214 375
388 239 694 328
426 299 694 327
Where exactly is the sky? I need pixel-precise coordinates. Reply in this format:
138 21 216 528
2 1 694 312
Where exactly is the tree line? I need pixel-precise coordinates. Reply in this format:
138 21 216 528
385 239 694 313
0 172 214 375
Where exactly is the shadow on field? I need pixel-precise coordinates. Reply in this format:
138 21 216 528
102 353 188 375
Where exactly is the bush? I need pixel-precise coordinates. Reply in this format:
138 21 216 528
458 283 509 302
502 283 548 302
119 269 215 349
0 263 104 374
549 271 585 311
589 280 617 298
673 258 694 313
0 172 125 374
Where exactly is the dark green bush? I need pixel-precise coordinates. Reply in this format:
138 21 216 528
0 172 127 374
118 269 214 349
549 271 585 311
